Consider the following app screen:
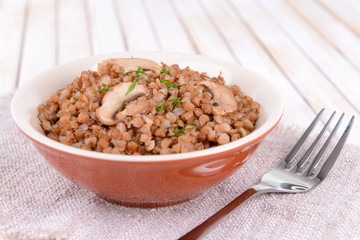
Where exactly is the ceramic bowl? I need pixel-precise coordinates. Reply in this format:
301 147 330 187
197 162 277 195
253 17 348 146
11 52 283 208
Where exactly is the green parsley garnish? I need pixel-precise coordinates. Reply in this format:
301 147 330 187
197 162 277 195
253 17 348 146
185 122 197 127
173 123 197 136
124 67 148 95
156 99 167 112
124 66 147 76
173 126 186 136
96 86 111 93
160 79 183 88
73 98 78 101
156 99 167 111
160 69 170 75
122 100 127 107
168 97 182 106
201 89 209 93
126 79 137 96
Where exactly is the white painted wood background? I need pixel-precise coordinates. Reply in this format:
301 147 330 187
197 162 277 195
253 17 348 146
0 0 359 143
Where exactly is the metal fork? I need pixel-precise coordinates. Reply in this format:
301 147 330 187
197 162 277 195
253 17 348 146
179 109 354 240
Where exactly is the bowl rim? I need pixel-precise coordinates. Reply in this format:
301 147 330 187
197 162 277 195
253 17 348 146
11 51 284 163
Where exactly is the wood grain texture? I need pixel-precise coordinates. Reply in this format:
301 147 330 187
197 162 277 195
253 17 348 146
18 0 56 86
172 0 237 62
114 0 160 51
229 0 358 117
86 0 126 54
57 0 91 64
200 0 314 127
0 0 27 94
316 0 360 38
288 0 360 72
259 0 360 112
143 0 194 53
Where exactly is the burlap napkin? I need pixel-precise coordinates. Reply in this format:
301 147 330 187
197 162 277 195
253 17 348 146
1 93 360 240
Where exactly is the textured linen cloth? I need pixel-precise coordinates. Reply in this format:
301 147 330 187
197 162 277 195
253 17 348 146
1 93 360 240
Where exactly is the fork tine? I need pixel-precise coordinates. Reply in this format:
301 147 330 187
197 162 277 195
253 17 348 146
315 116 354 180
307 113 344 176
285 108 324 166
296 111 336 171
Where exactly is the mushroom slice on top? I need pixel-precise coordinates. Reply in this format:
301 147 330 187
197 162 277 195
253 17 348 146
95 82 150 125
97 58 162 76
116 96 151 121
200 80 237 115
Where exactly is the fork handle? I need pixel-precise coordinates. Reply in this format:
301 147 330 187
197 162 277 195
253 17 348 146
178 187 262 240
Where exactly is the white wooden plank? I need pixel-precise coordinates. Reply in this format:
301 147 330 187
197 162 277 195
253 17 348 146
114 0 159 51
229 0 360 142
317 0 360 38
287 0 360 72
58 0 91 64
86 0 126 54
18 0 56 86
199 0 314 127
143 0 194 53
341 0 360 14
171 0 237 63
259 0 360 111
0 0 27 94
229 2 359 112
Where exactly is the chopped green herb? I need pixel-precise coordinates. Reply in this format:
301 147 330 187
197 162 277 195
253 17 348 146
96 86 111 93
160 79 183 88
173 126 186 136
173 123 196 136
156 99 167 112
201 89 209 93
124 68 136 76
126 79 137 96
160 69 170 75
168 97 182 106
185 122 197 127
73 98 78 101
124 66 147 76
122 100 127 107
124 67 148 94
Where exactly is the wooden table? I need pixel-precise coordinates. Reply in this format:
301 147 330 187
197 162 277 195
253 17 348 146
1 0 359 143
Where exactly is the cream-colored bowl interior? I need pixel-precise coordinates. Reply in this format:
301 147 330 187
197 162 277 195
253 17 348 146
11 52 284 162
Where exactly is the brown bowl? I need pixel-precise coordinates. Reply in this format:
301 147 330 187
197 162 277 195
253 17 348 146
11 52 283 207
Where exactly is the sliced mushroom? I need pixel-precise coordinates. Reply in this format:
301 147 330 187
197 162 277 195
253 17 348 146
95 82 150 125
200 80 237 115
115 96 151 122
97 58 162 76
